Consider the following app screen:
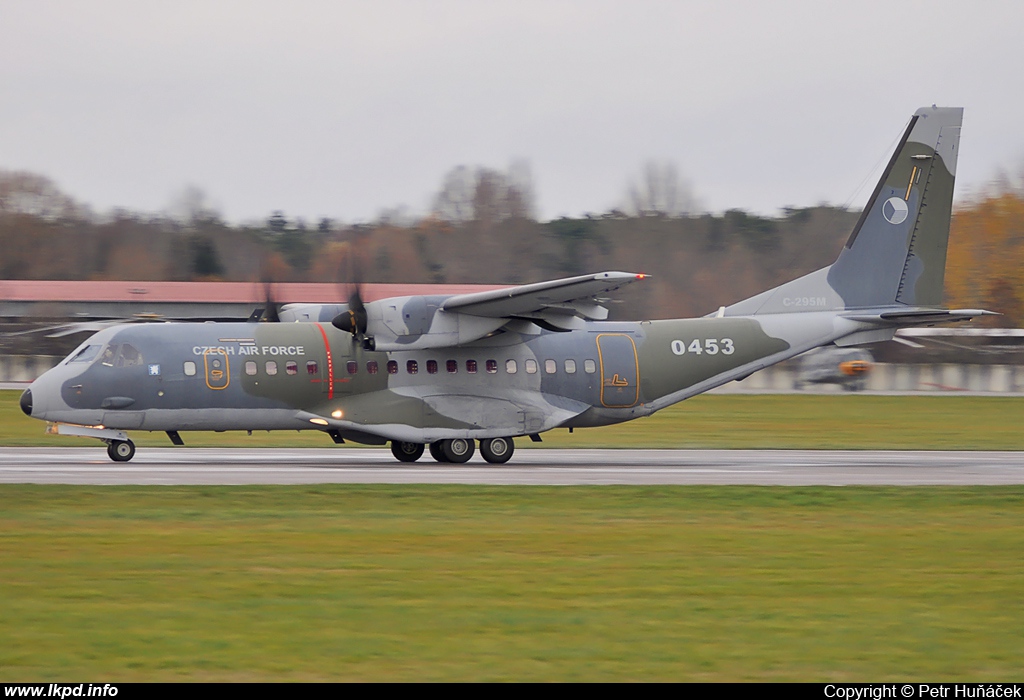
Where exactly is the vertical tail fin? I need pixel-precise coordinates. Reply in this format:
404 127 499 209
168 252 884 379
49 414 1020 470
828 106 962 308
724 106 963 316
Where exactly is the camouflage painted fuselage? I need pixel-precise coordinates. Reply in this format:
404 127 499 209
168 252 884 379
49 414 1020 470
26 314 800 443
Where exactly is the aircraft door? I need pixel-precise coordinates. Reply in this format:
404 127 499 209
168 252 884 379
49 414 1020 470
203 348 230 390
596 334 639 407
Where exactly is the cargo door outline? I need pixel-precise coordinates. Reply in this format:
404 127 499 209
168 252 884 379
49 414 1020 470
596 333 639 407
203 348 230 390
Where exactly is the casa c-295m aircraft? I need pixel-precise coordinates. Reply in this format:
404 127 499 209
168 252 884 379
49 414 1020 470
20 106 989 463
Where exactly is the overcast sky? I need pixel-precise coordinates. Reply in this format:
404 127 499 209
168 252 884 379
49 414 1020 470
2 1 1022 224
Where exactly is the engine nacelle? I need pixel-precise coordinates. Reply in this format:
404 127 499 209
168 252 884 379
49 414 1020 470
362 296 507 351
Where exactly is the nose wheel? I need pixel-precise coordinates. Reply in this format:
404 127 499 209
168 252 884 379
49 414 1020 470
106 439 136 462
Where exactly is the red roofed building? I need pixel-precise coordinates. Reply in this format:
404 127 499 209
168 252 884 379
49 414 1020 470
0 280 504 320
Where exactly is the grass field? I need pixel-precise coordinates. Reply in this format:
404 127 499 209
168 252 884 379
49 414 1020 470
2 390 1023 450
2 485 1023 681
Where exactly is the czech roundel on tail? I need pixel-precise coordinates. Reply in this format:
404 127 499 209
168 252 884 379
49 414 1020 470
21 106 992 463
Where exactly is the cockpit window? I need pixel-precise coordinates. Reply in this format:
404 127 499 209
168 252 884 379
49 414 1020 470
99 344 119 367
67 345 102 364
116 344 143 367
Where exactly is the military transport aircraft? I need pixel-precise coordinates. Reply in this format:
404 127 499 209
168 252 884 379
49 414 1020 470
19 106 989 463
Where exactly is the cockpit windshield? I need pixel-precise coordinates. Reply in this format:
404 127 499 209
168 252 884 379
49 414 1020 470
67 344 102 364
64 342 143 368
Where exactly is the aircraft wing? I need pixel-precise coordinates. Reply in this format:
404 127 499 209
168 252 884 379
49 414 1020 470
441 271 647 323
317 271 651 352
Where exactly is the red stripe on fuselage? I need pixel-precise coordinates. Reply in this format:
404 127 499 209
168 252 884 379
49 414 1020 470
315 323 334 399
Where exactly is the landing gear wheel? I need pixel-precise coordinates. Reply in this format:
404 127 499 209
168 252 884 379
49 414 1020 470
390 441 425 463
480 437 514 464
429 441 448 463
442 438 475 464
107 439 136 462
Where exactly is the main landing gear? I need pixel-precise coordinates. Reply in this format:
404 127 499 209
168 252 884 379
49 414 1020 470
390 441 425 463
392 437 515 465
106 439 136 462
479 437 514 464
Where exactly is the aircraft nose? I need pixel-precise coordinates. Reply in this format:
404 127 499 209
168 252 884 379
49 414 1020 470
20 388 33 416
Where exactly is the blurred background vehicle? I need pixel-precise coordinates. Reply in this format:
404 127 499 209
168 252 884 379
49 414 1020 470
793 347 873 391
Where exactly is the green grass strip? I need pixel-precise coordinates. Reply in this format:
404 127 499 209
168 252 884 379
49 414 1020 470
1 485 1023 680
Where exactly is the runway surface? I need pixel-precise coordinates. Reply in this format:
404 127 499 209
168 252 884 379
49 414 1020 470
1 448 1022 485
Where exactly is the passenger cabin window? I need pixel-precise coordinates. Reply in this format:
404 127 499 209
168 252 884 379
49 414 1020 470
347 361 358 375
306 361 318 375
525 359 538 374
184 361 197 376
387 360 398 374
584 359 597 374
367 360 379 375
286 361 298 375
446 360 458 374
466 359 478 374
244 361 256 376
266 361 278 376
68 344 102 364
544 359 556 374
426 360 438 374
407 360 418 374
565 359 577 374
506 359 517 374
486 359 498 374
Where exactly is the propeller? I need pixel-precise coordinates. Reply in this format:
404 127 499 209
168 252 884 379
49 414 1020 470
249 264 282 323
330 243 375 349
334 286 368 336
261 279 281 322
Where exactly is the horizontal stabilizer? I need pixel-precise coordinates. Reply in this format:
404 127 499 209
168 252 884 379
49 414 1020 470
843 308 996 325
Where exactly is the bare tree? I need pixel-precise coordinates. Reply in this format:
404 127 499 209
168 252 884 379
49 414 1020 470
624 161 699 217
0 170 87 220
505 159 536 220
432 166 476 224
166 185 221 225
433 162 536 225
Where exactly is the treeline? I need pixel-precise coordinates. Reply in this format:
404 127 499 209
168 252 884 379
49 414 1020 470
946 188 1024 326
0 169 1021 325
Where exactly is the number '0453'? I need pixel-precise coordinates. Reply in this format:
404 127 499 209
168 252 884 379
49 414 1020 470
671 339 734 355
